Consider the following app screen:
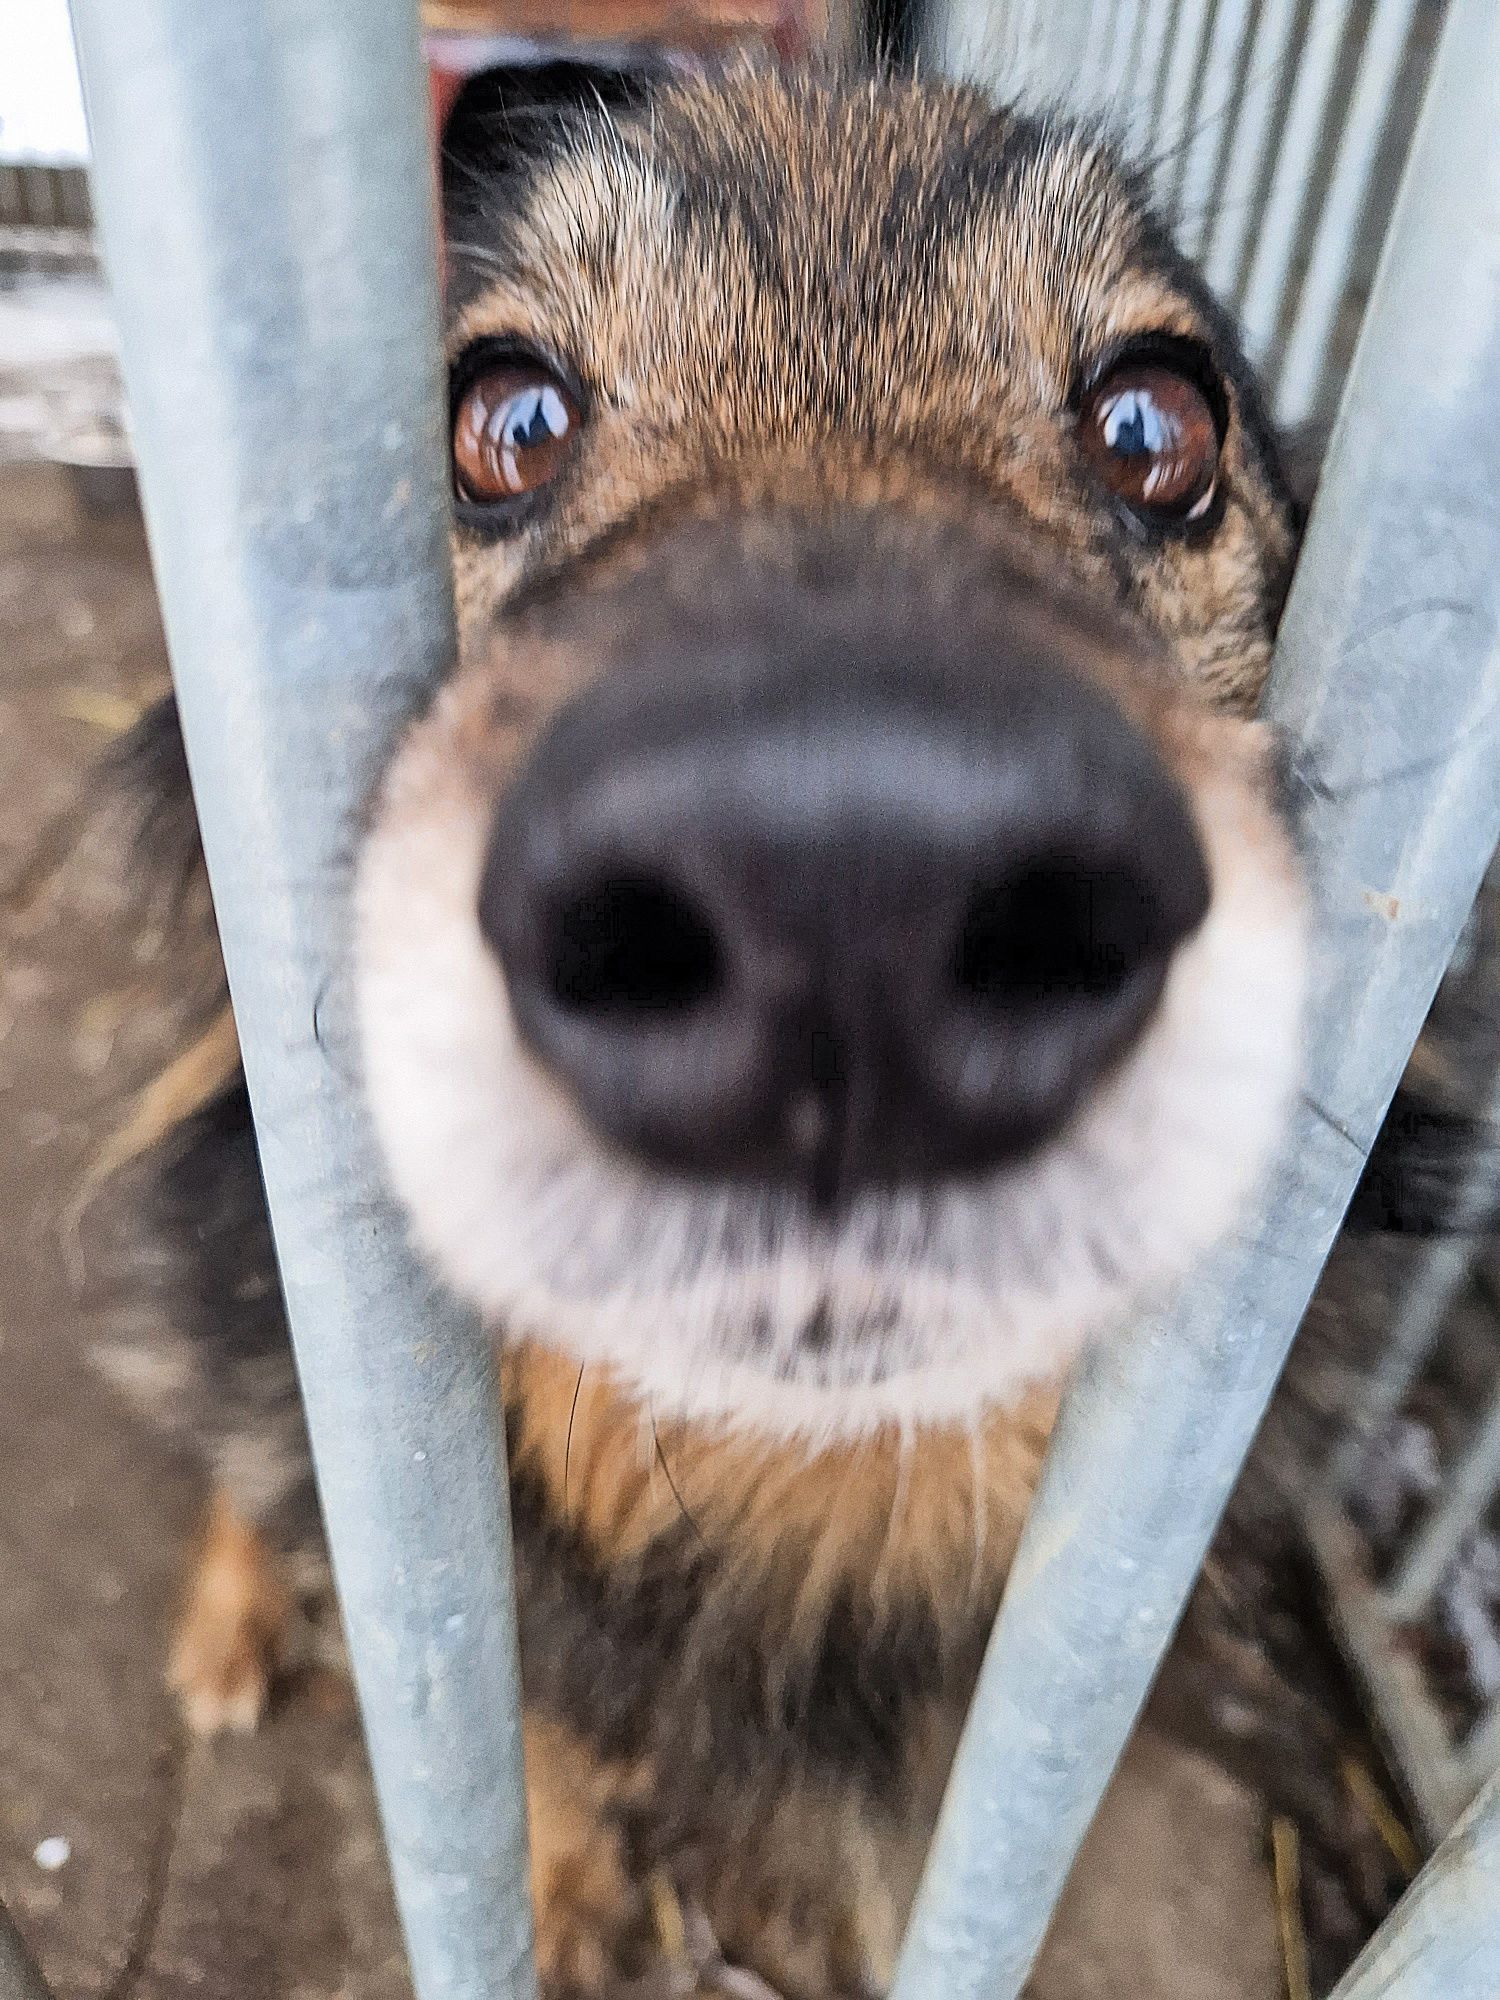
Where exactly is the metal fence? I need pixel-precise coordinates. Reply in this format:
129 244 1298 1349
933 0 1448 432
13 0 1496 1996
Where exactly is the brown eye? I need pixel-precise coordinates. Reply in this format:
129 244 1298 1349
1078 361 1221 525
453 361 582 505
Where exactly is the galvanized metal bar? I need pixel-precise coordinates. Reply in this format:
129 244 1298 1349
1460 1676 1500 1797
1154 0 1216 212
1329 1769 1500 1999
1109 0 1163 154
1387 1375 1500 1620
1276 0 1423 426
1202 0 1303 303
68 7 536 2000
1175 0 1256 256
890 0 1500 1988
1024 0 1098 107
1076 0 1127 112
1305 1501 1470 1839
994 0 1042 93
1329 1052 1500 1492
935 0 1029 93
1102 0 1149 128
1330 1235 1477 1489
0 1901 53 2000
1239 0 1358 360
1136 0 1185 158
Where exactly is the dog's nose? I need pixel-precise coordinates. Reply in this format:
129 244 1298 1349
479 653 1210 1203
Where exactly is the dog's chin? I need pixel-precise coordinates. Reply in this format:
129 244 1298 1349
486 1257 1165 1443
355 719 1308 1444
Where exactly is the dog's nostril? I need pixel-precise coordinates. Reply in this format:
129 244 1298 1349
546 873 724 1017
953 863 1161 1009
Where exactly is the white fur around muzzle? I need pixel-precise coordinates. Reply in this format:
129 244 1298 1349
355 703 1307 1442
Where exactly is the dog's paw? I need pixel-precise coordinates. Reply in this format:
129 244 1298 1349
168 1488 291 1736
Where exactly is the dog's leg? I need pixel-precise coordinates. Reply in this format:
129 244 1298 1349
169 1484 293 1735
522 1712 677 1996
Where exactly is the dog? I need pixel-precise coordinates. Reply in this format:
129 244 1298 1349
63 54 1357 1999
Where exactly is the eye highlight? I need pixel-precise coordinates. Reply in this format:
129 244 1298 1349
1078 354 1222 528
452 356 583 507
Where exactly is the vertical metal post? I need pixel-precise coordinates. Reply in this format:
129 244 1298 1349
1386 1380 1500 1621
1136 0 1187 159
68 7 537 2000
1153 0 1216 210
890 0 1500 1989
1201 0 1302 299
1175 0 1256 255
1076 0 1127 113
1238 0 1357 358
1102 0 1150 123
1022 0 1096 106
1328 1770 1500 2000
1330 1057 1500 1492
1275 0 1422 425
1108 0 1165 152
1460 1678 1500 1797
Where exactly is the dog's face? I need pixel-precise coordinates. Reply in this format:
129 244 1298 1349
356 65 1306 1437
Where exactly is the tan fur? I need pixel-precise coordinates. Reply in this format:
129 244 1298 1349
84 1001 241 1193
446 68 1293 706
522 1707 923 1997
507 1339 1057 1653
169 1487 292 1736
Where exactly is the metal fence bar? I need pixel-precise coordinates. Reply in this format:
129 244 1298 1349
1175 0 1256 256
1102 0 1150 119
889 0 1500 1987
1154 0 1216 210
1276 0 1423 426
1134 0 1184 158
0 1901 53 2000
1102 0 1154 145
1200 0 1300 299
1305 1502 1469 1837
1024 0 1099 105
1328 1770 1500 1999
1330 1236 1476 1488
1238 0 1358 356
1461 1674 1500 1794
1076 0 1126 111
68 6 536 2000
1386 1376 1500 1620
1329 1054 1500 1492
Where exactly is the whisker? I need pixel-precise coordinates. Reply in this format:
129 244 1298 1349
652 1413 708 1546
563 1362 586 1520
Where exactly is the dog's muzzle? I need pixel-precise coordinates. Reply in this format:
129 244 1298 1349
478 508 1210 1208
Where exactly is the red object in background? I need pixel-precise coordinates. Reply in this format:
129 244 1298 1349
422 0 833 135
421 0 835 284
429 61 468 141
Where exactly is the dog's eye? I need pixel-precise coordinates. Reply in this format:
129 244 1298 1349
1078 362 1220 525
453 362 582 504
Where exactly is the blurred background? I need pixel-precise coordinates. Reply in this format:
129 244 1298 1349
3 4 1496 1997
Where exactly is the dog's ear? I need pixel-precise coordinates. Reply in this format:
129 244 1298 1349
440 58 661 223
438 58 666 308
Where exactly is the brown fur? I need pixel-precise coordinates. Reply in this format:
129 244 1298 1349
170 1489 293 1736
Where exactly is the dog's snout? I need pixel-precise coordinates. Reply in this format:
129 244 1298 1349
479 631 1210 1204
